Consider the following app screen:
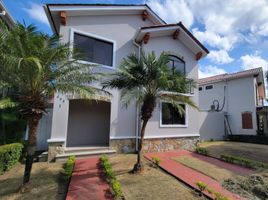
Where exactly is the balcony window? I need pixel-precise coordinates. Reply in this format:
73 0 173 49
167 55 185 75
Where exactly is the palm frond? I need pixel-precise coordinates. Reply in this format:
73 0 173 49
0 98 18 109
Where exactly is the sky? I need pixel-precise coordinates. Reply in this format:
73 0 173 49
3 0 268 79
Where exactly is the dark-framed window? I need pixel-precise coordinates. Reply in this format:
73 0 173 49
205 85 213 90
199 87 203 91
167 55 185 74
73 32 113 67
161 102 186 126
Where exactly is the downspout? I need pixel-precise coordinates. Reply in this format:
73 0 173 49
133 39 141 151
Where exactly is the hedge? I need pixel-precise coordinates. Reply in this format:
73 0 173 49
228 135 268 145
220 154 268 169
0 143 23 174
100 155 123 198
64 156 76 180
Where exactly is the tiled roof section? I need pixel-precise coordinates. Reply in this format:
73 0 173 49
198 67 263 85
140 22 209 53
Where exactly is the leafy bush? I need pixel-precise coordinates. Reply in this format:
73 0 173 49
196 181 207 192
0 143 23 174
100 155 123 198
195 147 208 155
64 156 76 180
111 179 123 198
152 156 161 166
196 181 230 200
220 154 268 169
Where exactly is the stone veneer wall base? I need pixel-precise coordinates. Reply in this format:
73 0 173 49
110 136 199 153
47 141 65 162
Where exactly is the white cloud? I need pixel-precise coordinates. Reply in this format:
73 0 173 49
23 3 49 26
199 65 227 78
207 50 234 65
192 29 238 51
147 0 194 28
240 54 268 72
148 0 268 53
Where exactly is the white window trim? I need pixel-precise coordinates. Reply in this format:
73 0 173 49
69 28 116 70
159 101 188 128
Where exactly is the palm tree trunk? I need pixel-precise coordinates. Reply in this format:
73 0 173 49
132 118 149 173
23 116 40 185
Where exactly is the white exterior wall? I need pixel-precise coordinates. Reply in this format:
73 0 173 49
199 76 257 140
142 36 199 138
49 14 200 145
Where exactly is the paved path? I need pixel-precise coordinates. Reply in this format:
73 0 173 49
66 157 113 200
145 150 252 200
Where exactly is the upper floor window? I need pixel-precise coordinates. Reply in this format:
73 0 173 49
73 32 114 67
205 85 213 90
167 55 185 75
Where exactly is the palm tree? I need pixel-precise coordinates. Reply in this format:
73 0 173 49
0 23 105 185
102 51 197 173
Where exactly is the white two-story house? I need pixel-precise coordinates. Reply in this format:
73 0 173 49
199 67 267 141
41 4 209 161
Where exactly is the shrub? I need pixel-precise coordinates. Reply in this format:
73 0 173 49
64 156 76 180
195 147 208 155
152 156 161 166
0 143 23 174
196 181 230 200
214 192 231 200
220 154 268 169
100 155 123 198
196 181 207 192
111 179 123 197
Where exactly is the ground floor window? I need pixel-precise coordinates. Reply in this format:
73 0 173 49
160 102 187 127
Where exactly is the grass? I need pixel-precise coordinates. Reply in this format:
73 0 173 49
109 154 207 200
0 162 67 200
172 156 234 182
199 141 268 164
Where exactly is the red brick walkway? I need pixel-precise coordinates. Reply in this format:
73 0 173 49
66 157 113 200
145 150 253 200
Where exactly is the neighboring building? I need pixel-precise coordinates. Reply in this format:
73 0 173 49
0 0 15 29
199 67 267 141
42 4 209 161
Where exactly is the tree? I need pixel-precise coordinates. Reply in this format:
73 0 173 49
102 51 197 173
0 23 105 185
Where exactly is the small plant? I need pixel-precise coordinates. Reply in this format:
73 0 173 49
152 156 161 167
214 192 231 200
111 179 123 197
195 147 208 155
100 155 123 198
196 181 207 192
196 181 231 200
64 155 76 180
